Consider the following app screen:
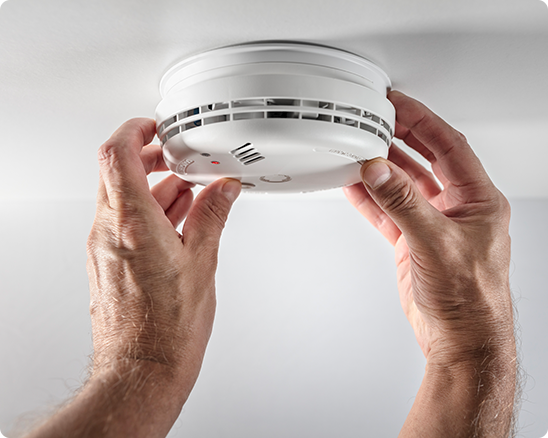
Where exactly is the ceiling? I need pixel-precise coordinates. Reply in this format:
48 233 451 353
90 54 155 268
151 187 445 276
0 0 547 202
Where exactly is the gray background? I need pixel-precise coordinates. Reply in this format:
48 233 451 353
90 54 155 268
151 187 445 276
1 198 547 437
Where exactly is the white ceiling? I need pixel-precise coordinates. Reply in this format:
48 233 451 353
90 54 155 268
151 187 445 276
1 0 547 201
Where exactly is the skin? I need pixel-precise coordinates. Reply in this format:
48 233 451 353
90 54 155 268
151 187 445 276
343 91 516 436
22 91 516 438
24 119 243 438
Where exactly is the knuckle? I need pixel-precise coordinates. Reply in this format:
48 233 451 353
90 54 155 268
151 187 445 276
379 179 418 215
97 141 121 165
493 192 512 228
86 221 105 256
498 192 511 217
201 197 229 231
483 189 511 224
87 204 151 254
86 231 97 255
186 197 230 250
456 129 468 144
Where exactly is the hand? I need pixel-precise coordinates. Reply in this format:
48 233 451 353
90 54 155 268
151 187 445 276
344 91 516 436
25 118 241 438
344 90 513 362
88 117 240 373
84 118 241 435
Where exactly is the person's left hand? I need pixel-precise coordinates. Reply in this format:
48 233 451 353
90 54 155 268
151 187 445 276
23 119 241 438
87 118 241 394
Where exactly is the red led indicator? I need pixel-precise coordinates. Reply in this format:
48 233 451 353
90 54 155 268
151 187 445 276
211 161 220 165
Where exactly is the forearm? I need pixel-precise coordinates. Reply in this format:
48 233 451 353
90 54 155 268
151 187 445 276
400 331 517 437
24 360 190 438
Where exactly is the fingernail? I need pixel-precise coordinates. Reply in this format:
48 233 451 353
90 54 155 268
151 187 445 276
362 161 391 189
221 179 242 203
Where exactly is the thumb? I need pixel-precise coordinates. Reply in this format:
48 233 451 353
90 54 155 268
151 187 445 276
182 178 241 252
360 158 441 241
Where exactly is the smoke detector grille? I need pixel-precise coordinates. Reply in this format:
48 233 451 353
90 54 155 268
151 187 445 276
158 98 393 149
155 41 395 194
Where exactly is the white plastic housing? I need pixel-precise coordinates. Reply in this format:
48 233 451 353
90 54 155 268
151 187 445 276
155 42 395 194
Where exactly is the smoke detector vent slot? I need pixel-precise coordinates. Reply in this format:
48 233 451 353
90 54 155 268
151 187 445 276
164 127 179 141
303 100 333 110
267 98 298 106
360 123 377 134
230 143 253 153
234 99 265 108
162 116 177 132
234 112 265 121
204 115 229 125
181 108 199 118
243 156 265 165
234 149 254 158
184 122 199 131
266 111 299 119
336 104 361 116
230 143 265 166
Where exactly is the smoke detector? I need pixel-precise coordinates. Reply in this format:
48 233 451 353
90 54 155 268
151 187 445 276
155 42 395 194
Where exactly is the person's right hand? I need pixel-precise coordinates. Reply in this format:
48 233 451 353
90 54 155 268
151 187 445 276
344 91 516 435
344 91 514 365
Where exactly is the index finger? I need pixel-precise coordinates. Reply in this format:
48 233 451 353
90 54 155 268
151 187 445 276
388 91 491 190
140 144 170 174
97 118 157 208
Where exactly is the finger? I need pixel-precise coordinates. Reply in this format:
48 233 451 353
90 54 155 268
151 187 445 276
165 189 194 228
343 182 402 246
393 120 435 163
388 91 492 192
431 160 450 189
393 118 452 188
182 179 241 254
392 123 450 188
140 144 170 175
97 118 157 207
388 144 442 201
150 174 195 212
359 157 445 246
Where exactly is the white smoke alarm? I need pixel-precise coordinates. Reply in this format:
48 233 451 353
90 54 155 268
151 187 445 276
155 41 395 194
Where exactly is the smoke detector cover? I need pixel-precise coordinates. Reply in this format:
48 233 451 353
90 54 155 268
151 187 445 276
156 42 395 194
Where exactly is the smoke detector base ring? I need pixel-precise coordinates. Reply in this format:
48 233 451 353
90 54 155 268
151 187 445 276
155 42 395 194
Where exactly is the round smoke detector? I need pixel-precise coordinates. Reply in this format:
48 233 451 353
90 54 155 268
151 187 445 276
155 41 395 194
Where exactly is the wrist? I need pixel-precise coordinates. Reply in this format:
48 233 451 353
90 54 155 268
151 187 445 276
400 337 517 438
90 275 217 375
427 323 516 369
26 359 191 438
423 279 515 364
91 344 206 401
426 335 516 391
428 296 516 368
87 359 190 437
